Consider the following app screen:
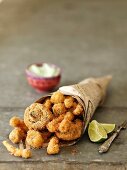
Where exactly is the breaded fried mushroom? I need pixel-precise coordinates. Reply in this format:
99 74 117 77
46 114 65 132
26 130 44 148
3 141 22 157
52 103 66 116
9 127 26 144
64 112 74 120
43 98 52 110
19 141 32 159
73 103 83 115
2 141 31 159
51 91 65 104
47 137 60 155
64 96 74 108
10 116 28 132
24 103 53 131
22 149 32 159
58 112 74 133
56 119 83 141
58 119 71 133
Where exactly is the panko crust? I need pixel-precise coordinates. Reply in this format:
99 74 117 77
2 141 32 158
26 130 44 148
9 127 26 144
51 91 65 104
56 119 83 141
47 137 60 155
64 96 74 108
64 112 74 121
10 116 28 132
22 149 32 159
73 103 83 115
4 88 86 158
58 112 74 133
24 103 53 131
43 98 52 110
52 103 66 116
46 114 65 132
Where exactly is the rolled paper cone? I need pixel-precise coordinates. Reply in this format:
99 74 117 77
35 75 112 145
59 75 112 132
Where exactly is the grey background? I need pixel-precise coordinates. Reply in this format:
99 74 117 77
0 0 127 169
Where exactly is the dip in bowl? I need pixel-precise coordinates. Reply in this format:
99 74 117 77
26 63 61 92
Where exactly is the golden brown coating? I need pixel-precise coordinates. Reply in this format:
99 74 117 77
9 127 26 144
10 116 28 132
26 130 44 148
58 112 74 133
68 102 77 113
22 149 32 159
64 112 74 121
56 119 83 141
24 103 53 131
3 91 86 159
51 91 65 104
58 119 71 133
47 137 60 155
64 96 74 108
46 114 65 132
2 141 31 158
3 141 22 157
43 98 52 110
52 103 66 116
73 103 83 115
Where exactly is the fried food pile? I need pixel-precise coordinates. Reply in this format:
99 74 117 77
3 91 84 158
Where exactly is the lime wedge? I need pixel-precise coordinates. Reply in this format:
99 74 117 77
88 120 107 142
100 123 115 134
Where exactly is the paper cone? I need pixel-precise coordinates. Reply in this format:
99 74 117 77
59 75 112 131
35 75 112 145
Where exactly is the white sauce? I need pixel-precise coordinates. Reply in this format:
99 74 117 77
29 64 60 77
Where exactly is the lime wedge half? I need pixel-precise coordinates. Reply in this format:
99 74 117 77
88 120 107 142
100 123 115 134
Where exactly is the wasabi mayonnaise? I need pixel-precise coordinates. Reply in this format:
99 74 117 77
29 63 60 78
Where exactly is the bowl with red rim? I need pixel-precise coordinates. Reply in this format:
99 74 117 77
25 63 61 93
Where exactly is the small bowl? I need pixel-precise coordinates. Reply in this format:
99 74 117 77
25 63 61 93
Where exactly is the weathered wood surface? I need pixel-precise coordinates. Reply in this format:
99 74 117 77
0 0 127 169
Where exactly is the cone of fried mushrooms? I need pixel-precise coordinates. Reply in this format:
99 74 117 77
3 75 112 158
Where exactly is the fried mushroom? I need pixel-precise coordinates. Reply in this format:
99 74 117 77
43 98 52 110
58 112 74 133
10 116 28 132
56 119 83 141
46 114 65 132
64 96 74 108
24 103 53 131
52 103 66 116
9 127 26 144
47 137 60 155
51 91 65 104
2 141 31 158
73 103 84 115
26 130 44 148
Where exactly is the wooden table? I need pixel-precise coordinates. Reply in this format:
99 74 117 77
0 0 127 169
